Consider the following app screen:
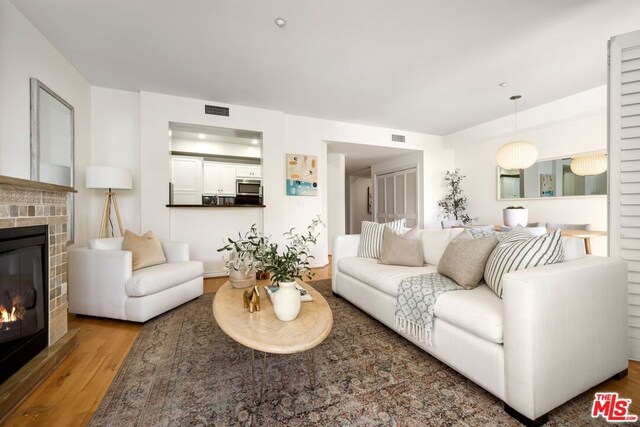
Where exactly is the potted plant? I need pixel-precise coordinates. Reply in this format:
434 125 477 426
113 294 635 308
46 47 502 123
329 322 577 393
503 206 528 227
217 225 270 289
438 169 475 225
263 216 324 321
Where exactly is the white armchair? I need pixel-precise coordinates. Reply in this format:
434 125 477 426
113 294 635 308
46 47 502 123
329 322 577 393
68 237 203 322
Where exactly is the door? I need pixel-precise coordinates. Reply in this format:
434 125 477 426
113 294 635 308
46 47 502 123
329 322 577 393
171 156 202 202
220 165 237 195
203 162 221 194
374 167 418 227
609 30 640 360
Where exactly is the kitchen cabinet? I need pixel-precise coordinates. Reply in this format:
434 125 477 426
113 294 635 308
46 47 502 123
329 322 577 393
236 166 261 178
203 162 237 195
171 156 202 202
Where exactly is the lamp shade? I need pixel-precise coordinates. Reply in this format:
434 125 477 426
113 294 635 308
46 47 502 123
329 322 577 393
570 153 607 176
86 165 132 190
496 141 538 170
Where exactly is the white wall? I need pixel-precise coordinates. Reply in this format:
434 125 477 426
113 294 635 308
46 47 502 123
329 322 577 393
90 86 141 236
0 0 92 245
131 92 452 274
349 175 372 234
446 86 608 255
327 153 346 254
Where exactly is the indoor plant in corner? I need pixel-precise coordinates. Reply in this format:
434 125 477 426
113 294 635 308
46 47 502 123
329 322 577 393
263 216 324 321
503 206 528 227
438 169 475 225
217 225 270 289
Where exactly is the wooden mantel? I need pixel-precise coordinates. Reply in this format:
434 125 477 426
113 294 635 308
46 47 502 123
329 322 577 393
0 175 76 193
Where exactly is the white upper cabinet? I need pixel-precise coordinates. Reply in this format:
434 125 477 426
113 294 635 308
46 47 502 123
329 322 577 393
203 161 238 195
236 166 261 178
220 165 237 195
171 156 202 192
203 162 222 194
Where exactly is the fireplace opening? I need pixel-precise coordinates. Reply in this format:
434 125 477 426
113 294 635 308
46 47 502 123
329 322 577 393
0 225 48 384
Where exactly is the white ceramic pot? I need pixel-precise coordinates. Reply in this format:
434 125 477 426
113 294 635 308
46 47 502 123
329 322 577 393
503 208 528 227
272 281 301 321
229 267 256 289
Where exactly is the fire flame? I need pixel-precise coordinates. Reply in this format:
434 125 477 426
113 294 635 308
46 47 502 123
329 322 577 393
0 305 17 323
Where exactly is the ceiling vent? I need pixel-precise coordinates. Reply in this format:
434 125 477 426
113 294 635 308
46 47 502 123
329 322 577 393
391 134 406 143
204 105 230 117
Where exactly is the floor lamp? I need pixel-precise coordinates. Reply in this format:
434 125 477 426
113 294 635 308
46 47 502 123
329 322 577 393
86 165 133 238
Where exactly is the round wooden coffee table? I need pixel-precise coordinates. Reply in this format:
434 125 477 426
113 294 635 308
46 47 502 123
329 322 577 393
212 280 333 403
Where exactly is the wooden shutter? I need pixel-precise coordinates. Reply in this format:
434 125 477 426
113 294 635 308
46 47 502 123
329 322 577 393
609 30 640 360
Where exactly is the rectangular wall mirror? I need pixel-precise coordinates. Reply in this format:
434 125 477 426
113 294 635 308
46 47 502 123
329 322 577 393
497 154 607 200
168 122 263 207
30 78 74 242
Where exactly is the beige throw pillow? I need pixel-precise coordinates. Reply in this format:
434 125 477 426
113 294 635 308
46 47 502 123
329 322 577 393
437 230 498 289
379 226 424 267
122 230 166 271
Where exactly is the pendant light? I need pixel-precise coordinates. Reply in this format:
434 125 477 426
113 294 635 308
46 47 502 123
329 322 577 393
496 95 538 170
570 152 607 176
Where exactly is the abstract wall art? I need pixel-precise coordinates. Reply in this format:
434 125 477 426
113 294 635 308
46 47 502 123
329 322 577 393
286 154 318 196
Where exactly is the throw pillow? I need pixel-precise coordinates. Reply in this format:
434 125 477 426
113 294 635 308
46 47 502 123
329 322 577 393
379 227 424 267
437 230 498 289
122 230 167 270
484 229 564 298
358 218 406 258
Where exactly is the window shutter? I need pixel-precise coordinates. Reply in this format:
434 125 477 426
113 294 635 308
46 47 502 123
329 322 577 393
609 30 640 360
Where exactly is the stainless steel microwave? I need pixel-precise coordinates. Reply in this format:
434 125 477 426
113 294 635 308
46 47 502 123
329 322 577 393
236 179 261 196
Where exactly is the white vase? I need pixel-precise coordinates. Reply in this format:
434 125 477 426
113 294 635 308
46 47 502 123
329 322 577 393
272 281 301 321
503 208 529 227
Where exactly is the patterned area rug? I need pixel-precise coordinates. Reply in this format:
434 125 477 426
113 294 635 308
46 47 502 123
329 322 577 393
91 280 609 426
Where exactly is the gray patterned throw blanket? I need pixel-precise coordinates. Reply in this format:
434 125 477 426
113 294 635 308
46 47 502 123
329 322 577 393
395 273 462 346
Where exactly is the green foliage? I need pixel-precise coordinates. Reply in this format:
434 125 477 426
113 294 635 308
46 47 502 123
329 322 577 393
437 169 474 225
217 216 325 284
263 215 325 284
506 206 525 209
217 224 270 273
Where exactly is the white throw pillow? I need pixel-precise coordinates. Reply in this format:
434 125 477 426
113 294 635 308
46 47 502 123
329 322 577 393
357 219 406 258
484 228 564 298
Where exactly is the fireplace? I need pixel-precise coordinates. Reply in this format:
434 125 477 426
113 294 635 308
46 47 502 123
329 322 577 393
0 225 48 384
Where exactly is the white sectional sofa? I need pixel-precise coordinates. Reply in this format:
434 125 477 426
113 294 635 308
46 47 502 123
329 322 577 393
332 228 628 426
69 237 203 322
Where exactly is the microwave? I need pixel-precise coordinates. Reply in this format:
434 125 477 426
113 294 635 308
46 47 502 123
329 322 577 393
236 179 261 196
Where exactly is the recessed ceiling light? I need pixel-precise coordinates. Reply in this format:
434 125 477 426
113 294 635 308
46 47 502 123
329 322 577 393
275 17 286 28
198 133 206 139
252 139 259 145
498 82 508 87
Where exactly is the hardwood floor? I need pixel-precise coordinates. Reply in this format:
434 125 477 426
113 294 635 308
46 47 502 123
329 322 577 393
4 262 638 425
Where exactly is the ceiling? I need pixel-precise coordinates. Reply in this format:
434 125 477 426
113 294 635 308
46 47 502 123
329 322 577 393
327 142 418 174
11 0 640 135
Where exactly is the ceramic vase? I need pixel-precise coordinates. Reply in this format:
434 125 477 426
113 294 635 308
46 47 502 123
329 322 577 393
272 281 301 321
503 208 528 227
229 267 256 289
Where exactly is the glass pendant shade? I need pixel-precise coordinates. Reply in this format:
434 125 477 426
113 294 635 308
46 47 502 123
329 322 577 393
570 153 607 176
496 141 538 170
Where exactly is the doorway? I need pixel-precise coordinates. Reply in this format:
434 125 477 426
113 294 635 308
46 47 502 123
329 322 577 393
326 141 421 253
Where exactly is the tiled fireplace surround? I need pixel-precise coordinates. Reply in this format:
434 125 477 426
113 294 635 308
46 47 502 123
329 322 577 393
0 181 70 346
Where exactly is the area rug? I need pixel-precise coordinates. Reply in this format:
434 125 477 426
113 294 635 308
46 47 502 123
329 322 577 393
91 280 609 426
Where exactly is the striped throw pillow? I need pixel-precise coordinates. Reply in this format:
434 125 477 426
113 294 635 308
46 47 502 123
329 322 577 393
484 229 564 298
358 219 406 258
